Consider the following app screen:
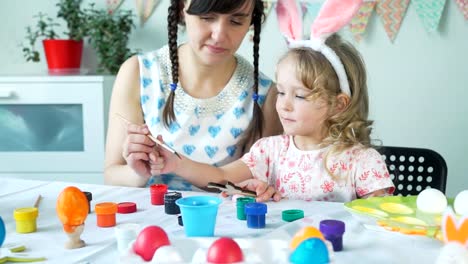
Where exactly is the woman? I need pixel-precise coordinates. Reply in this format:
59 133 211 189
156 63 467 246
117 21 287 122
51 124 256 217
104 0 282 190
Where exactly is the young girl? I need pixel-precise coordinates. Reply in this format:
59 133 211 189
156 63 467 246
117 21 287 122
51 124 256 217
104 0 282 189
152 0 395 202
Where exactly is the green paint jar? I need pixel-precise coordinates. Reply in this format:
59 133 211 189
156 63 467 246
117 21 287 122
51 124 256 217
236 197 256 220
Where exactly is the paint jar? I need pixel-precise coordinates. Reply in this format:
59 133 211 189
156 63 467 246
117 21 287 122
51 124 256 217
176 196 222 237
150 184 168 205
82 191 92 213
244 202 267 229
95 202 118 227
164 191 182 215
117 202 137 214
282 209 304 222
13 207 39 233
236 197 256 220
115 223 140 253
319 219 346 251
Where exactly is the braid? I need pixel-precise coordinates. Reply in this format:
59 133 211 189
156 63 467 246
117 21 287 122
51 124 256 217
163 0 180 127
239 0 265 149
251 2 264 140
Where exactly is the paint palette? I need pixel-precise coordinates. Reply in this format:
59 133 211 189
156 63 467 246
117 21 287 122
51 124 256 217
344 196 453 238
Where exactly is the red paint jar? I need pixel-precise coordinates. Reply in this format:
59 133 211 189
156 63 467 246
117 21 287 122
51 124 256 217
150 184 168 205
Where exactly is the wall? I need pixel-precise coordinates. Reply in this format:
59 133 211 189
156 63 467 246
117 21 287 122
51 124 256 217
1 1 467 197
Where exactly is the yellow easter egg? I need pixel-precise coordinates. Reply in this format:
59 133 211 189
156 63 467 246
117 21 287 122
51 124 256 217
290 226 324 250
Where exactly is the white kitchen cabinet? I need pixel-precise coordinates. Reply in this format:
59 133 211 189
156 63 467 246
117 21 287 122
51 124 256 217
0 75 114 184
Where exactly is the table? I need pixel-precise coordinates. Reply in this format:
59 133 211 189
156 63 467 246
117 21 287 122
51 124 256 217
0 178 443 263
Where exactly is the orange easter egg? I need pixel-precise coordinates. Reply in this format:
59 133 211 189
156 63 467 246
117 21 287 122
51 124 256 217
56 186 89 233
290 226 325 250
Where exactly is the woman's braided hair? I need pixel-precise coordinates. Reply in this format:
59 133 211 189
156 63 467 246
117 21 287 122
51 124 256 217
165 0 265 148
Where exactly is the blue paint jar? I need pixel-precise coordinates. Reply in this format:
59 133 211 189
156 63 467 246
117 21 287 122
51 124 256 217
244 202 267 228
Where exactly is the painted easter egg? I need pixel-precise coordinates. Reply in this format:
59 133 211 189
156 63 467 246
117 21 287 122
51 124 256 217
290 238 329 264
133 226 170 261
151 245 184 263
0 216 5 247
56 186 89 233
417 189 447 214
290 226 325 250
454 190 468 215
206 237 243 263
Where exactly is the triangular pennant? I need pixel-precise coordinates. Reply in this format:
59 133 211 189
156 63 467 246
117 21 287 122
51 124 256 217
349 1 377 42
107 0 125 14
455 0 468 20
302 1 323 39
413 0 447 33
376 0 410 42
135 0 160 26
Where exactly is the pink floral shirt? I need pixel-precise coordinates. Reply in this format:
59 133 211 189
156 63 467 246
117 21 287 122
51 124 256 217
241 135 395 202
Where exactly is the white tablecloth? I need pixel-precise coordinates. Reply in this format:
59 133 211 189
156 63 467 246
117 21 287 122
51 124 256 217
0 178 443 264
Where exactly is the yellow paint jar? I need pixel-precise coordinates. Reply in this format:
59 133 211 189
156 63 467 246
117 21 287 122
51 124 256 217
13 207 39 233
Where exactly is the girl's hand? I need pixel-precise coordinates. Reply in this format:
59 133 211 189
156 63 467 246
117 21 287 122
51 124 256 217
237 179 282 202
122 123 156 178
150 135 181 175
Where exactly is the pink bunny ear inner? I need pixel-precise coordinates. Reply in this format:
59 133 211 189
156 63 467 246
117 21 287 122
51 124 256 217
310 0 364 39
276 0 303 40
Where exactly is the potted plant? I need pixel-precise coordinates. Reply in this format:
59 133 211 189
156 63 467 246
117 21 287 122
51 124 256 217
85 5 136 74
22 0 88 71
22 0 136 75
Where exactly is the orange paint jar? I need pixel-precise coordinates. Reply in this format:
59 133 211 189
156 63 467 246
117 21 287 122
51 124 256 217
95 202 118 227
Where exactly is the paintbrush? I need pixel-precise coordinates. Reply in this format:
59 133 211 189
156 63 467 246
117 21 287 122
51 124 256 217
33 195 42 208
115 113 182 159
206 181 257 197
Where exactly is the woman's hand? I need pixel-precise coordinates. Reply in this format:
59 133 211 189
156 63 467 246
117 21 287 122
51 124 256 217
122 123 157 179
237 179 282 202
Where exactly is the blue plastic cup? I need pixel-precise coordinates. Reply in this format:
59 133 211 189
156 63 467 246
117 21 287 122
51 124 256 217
175 196 222 237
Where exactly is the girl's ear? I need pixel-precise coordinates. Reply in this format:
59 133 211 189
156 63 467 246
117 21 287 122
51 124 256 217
334 94 350 113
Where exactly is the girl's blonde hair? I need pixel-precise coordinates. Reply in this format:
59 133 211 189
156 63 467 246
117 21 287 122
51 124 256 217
280 34 373 154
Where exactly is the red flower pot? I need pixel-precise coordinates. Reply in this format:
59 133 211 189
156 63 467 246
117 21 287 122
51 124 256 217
42 39 83 70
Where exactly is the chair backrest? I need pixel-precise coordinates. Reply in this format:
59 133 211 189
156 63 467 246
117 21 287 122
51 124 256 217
376 146 447 196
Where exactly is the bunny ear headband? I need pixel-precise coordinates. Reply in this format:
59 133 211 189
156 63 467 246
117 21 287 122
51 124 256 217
276 0 364 97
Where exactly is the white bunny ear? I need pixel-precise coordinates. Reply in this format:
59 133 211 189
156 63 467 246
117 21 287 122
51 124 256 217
310 0 364 40
276 0 303 40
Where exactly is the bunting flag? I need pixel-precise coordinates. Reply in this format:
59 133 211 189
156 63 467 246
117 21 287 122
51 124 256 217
376 0 410 42
349 1 377 42
106 0 125 14
455 0 468 20
135 0 160 26
413 0 447 32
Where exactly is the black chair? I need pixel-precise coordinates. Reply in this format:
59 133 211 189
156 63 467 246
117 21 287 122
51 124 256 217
376 146 447 196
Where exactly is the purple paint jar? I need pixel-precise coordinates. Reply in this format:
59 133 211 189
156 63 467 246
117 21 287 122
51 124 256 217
319 219 345 251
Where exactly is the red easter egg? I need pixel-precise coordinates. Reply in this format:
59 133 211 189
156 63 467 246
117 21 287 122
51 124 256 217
133 226 170 261
207 237 243 263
